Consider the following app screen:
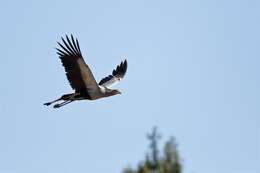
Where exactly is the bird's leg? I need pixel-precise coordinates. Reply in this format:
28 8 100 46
43 98 62 106
53 100 73 108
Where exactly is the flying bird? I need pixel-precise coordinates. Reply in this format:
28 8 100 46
44 35 127 108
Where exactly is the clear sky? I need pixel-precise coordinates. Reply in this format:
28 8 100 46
0 0 259 173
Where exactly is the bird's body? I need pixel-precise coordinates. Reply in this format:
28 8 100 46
44 35 127 108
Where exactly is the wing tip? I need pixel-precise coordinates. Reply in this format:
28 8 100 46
56 34 82 57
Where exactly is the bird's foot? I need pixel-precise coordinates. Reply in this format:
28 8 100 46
44 102 51 106
53 104 61 108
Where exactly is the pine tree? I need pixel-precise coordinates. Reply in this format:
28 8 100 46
122 127 182 173
123 167 136 173
147 127 161 172
162 137 182 173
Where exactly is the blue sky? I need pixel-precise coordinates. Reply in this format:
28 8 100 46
0 0 259 173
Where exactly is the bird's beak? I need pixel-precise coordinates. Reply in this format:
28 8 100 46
118 90 122 94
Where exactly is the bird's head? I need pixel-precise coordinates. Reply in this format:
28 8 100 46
110 89 122 95
105 88 122 96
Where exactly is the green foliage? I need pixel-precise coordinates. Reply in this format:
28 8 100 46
162 137 182 173
123 167 136 173
122 127 182 173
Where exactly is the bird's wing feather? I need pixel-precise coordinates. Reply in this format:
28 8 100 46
56 35 99 94
99 59 127 88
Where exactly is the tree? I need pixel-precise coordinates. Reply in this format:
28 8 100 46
162 137 182 173
147 127 162 172
122 127 182 173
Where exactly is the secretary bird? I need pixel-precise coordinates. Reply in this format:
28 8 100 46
44 35 127 108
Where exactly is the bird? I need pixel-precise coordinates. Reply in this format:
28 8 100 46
44 35 127 108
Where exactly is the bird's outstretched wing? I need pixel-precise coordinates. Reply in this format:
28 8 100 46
56 35 99 93
99 59 127 88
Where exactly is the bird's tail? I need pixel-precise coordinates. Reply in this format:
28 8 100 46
60 93 75 100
